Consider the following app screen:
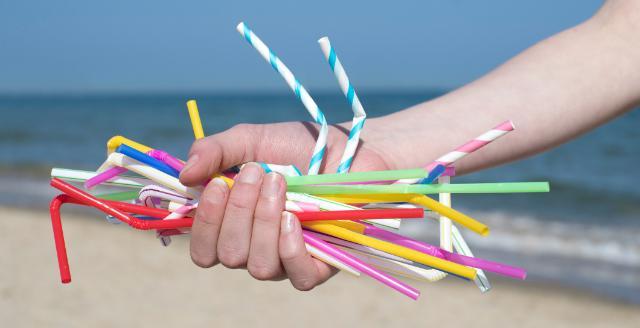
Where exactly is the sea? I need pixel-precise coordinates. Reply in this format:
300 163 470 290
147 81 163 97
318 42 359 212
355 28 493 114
1 91 638 303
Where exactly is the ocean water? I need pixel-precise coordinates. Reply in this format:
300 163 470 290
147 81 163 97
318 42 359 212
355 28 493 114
1 92 638 302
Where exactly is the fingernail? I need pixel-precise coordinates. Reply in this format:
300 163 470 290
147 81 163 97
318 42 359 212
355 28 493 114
262 172 283 195
281 212 297 234
211 177 228 191
181 154 199 176
237 162 262 184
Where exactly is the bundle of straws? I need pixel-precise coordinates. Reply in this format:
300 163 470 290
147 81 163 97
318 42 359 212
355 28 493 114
47 23 550 300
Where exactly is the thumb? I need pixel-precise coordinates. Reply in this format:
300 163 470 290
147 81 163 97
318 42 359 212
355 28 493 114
179 124 261 186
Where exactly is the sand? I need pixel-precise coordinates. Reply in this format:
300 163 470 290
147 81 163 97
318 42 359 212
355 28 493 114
1 206 639 328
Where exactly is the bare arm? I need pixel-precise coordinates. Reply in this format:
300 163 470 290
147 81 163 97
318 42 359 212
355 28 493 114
180 0 640 290
364 0 640 174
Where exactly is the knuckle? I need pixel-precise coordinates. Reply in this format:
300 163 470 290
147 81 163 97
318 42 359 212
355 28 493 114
229 123 257 135
292 278 317 291
194 208 221 228
279 243 305 263
248 262 280 281
226 195 255 213
217 244 247 269
190 251 218 269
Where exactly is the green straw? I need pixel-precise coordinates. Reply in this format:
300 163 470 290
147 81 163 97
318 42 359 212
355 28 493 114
287 182 550 194
96 190 141 201
284 168 428 186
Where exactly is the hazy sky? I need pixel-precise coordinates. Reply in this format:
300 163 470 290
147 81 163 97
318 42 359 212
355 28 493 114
0 0 603 93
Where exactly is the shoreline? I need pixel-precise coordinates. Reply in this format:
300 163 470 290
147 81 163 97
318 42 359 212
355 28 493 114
2 206 639 327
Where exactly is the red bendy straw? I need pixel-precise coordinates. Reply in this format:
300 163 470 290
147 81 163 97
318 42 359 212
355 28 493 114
48 178 424 283
294 208 424 221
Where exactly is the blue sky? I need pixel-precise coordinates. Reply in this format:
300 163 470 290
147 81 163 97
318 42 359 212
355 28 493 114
0 0 602 93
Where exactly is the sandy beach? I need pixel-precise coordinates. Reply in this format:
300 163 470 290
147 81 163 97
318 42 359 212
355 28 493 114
2 206 638 328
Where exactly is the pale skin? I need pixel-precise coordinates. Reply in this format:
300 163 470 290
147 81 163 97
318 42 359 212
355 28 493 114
179 0 640 291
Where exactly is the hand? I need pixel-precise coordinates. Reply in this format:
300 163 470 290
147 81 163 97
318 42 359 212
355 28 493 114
179 122 389 290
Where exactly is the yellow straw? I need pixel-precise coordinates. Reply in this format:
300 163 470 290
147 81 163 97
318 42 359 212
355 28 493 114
106 136 153 154
184 99 234 187
302 221 477 280
409 195 489 236
186 100 205 140
320 193 490 236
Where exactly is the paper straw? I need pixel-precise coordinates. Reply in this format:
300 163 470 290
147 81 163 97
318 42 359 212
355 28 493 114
237 22 328 175
318 37 366 173
397 120 515 184
302 221 477 280
285 168 429 186
106 152 202 199
186 100 205 139
302 230 420 300
287 181 550 195
259 162 303 177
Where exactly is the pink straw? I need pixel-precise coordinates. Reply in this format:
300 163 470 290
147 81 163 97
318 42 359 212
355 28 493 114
84 167 128 189
425 120 515 172
147 149 185 172
302 230 421 300
362 223 526 280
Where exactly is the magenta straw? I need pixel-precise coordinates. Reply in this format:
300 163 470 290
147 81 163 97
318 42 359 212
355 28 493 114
84 166 128 189
147 149 185 172
302 230 420 300
363 224 526 280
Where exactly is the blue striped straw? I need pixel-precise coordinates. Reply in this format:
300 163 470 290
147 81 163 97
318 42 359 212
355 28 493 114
318 37 367 173
236 22 328 175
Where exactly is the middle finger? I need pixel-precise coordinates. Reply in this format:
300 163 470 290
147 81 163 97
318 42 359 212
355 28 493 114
217 162 264 268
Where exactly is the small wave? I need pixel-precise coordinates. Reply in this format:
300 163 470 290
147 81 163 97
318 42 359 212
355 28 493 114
405 210 640 268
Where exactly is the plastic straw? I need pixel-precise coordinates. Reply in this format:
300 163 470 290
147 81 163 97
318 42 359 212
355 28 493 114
318 37 366 173
186 100 205 139
288 181 550 195
148 149 185 172
361 223 525 279
84 167 127 189
285 168 429 186
95 190 140 201
106 152 202 199
302 230 420 300
52 168 149 189
117 144 180 178
106 135 153 154
286 192 400 229
294 208 423 222
304 243 361 277
302 221 477 280
237 22 328 175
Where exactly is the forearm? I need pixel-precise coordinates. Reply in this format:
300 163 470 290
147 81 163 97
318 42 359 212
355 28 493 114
364 0 640 174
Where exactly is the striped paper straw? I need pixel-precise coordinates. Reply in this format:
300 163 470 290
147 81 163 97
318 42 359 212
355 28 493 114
318 37 366 173
237 22 328 175
397 120 515 184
